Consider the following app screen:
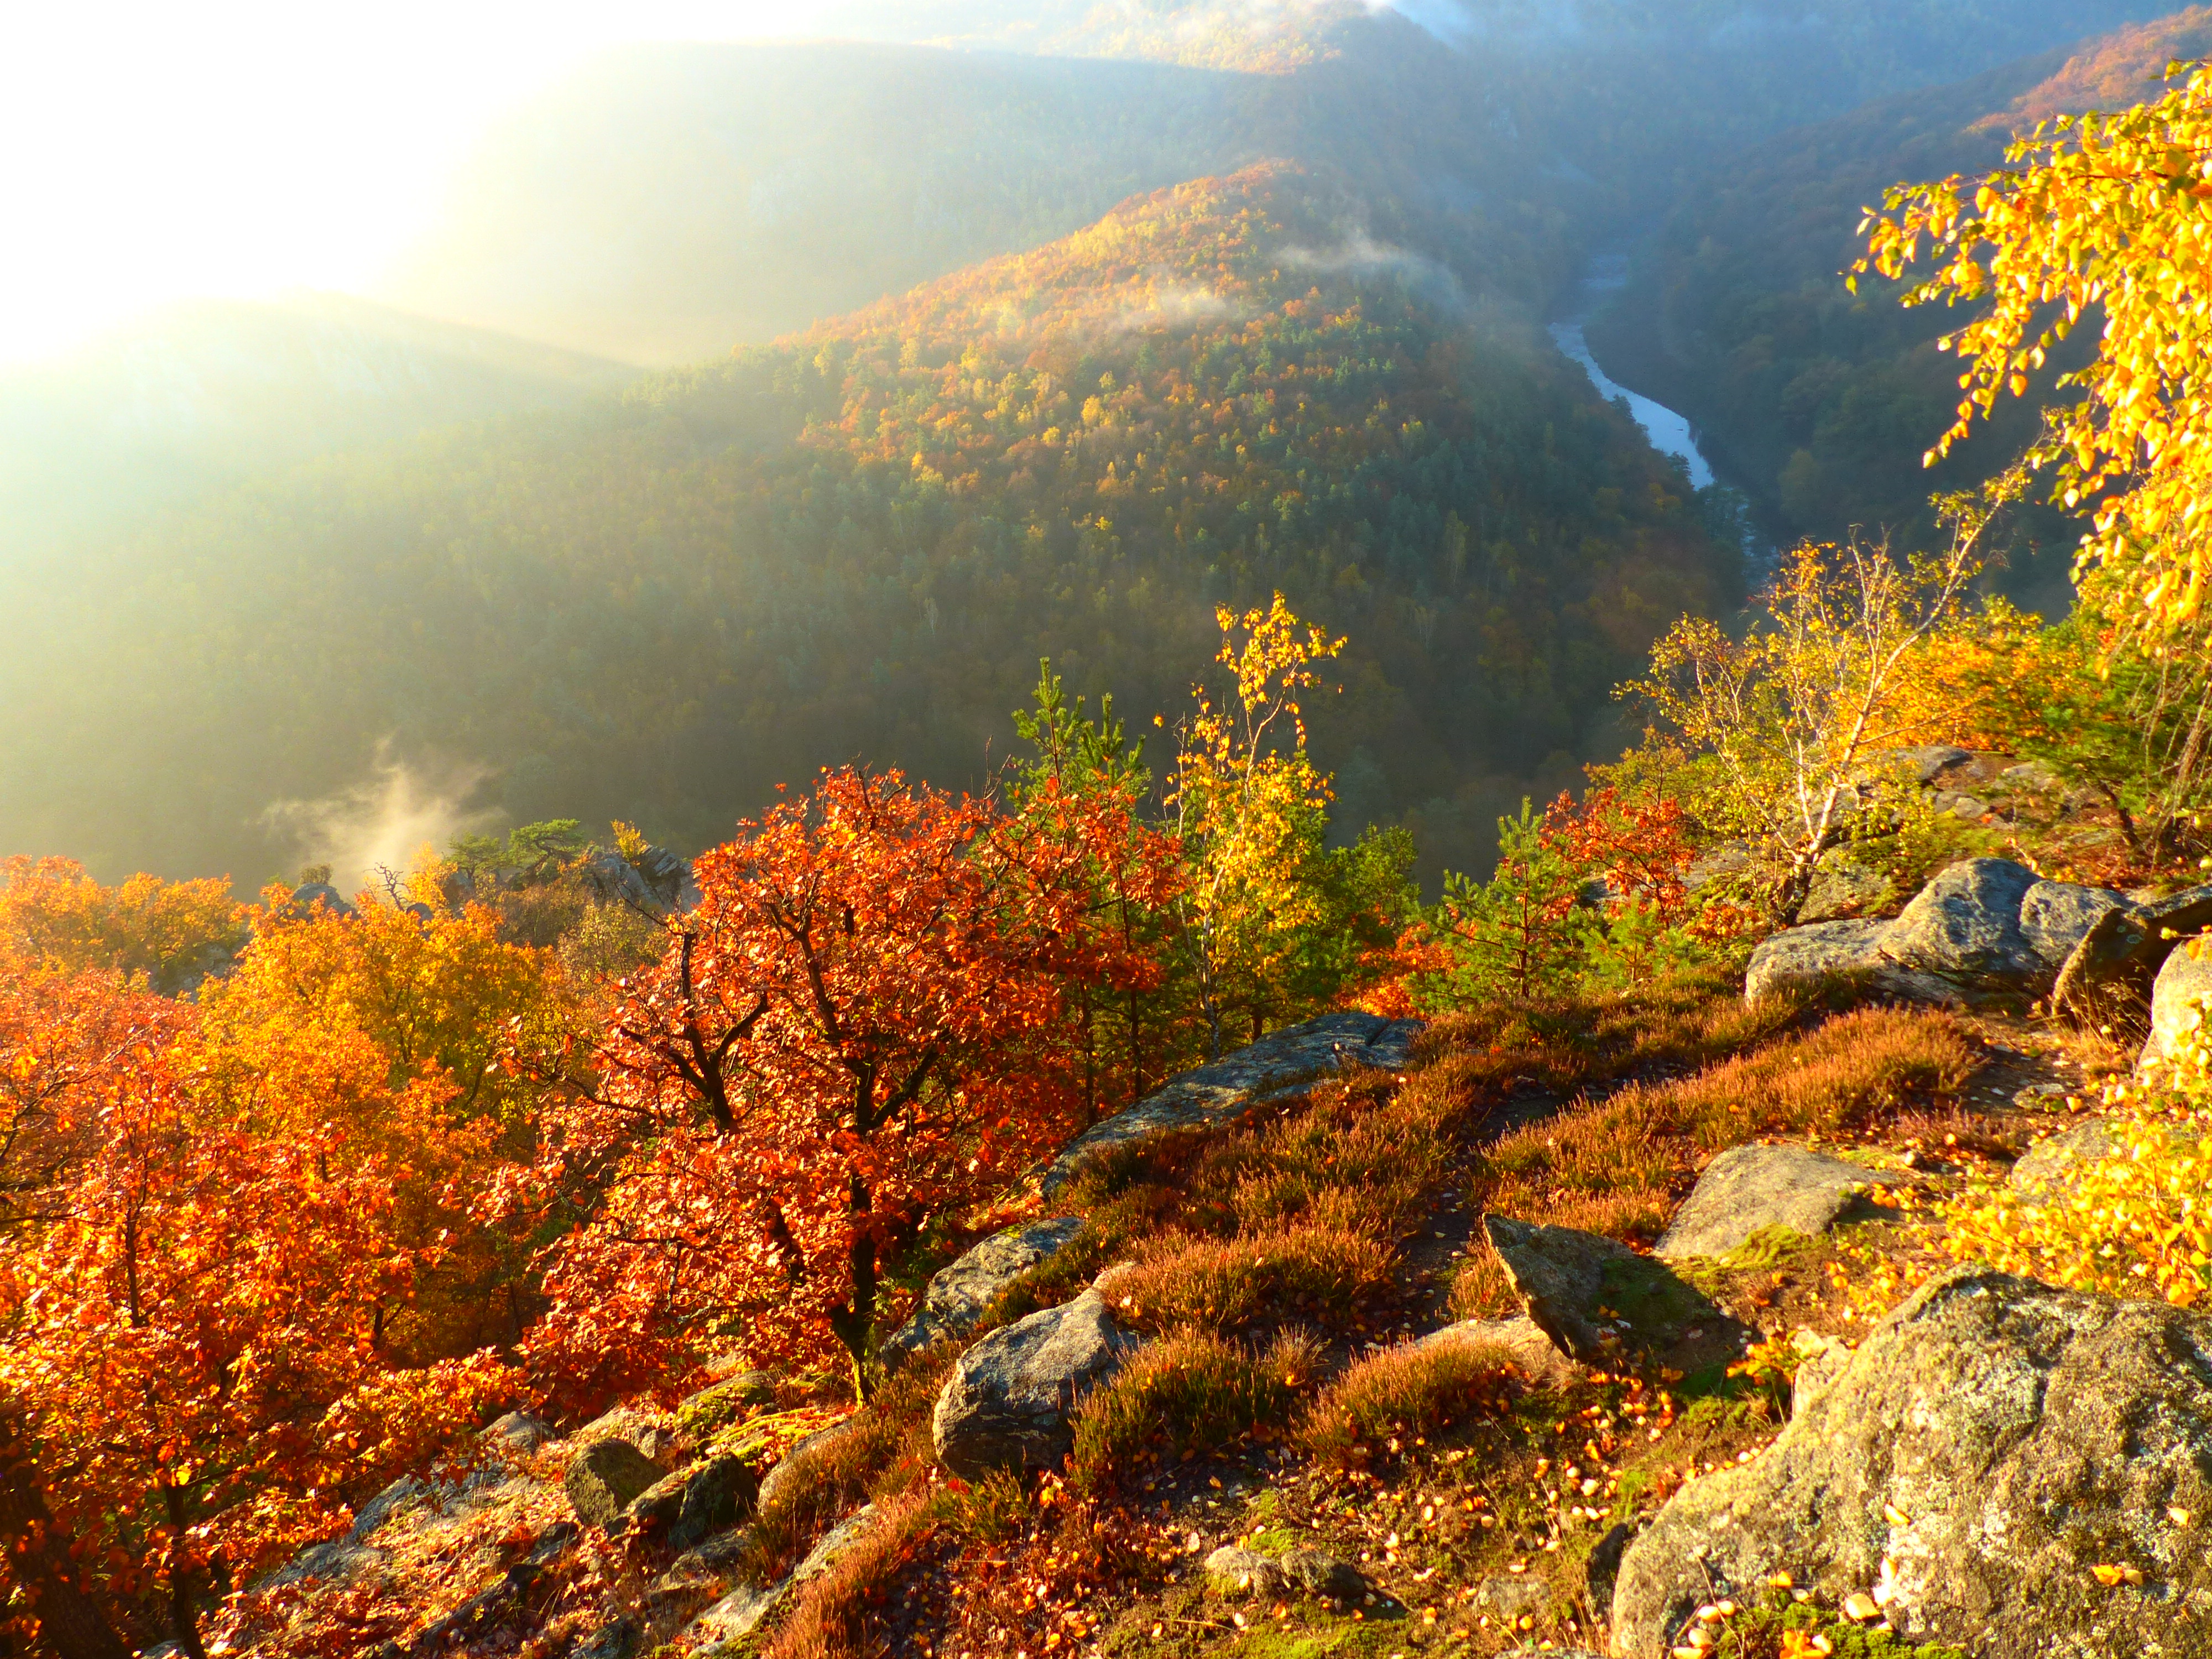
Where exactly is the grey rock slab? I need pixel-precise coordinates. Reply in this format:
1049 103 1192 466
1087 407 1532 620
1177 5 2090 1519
1204 1545 1290 1596
2145 937 2212 1071
932 1288 1140 1478
1475 1571 1553 1621
628 1452 757 1548
1742 919 1957 1006
1788 1329 1852 1419
1483 1217 1740 1370
565 1437 665 1531
1037 1013 1422 1196
1880 857 2043 991
880 1215 1086 1370
479 1410 551 1454
2020 880 2135 971
1609 1266 2212 1658
1655 1144 1902 1261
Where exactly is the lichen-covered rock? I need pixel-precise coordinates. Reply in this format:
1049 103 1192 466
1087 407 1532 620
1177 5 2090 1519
1204 1546 1290 1596
2145 936 2212 1072
564 1438 665 1531
1475 1571 1553 1623
1609 1266 2212 1658
1281 1547 1366 1601
675 1370 779 1439
627 1453 756 1548
2008 1120 2124 1194
1483 1217 1740 1370
2020 881 2135 971
1037 1013 1422 1196
1655 1144 1900 1260
1880 857 2042 990
881 1215 1086 1369
932 1290 1140 1478
1741 920 1954 1006
1798 860 1892 924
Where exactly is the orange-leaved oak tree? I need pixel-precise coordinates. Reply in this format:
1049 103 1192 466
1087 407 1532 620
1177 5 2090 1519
519 765 1174 1406
183 891 587 1359
0 973 514 1659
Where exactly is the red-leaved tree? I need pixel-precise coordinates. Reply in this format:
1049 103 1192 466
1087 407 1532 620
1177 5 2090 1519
520 766 1175 1406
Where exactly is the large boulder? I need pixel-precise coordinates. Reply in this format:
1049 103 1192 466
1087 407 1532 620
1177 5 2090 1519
1749 859 2141 1009
1610 1266 2212 1657
1742 920 1954 1006
880 1215 1086 1370
564 1438 665 1531
1482 1217 1742 1371
1880 857 2042 990
1037 1013 1422 1196
2020 881 2136 972
2055 881 2212 1026
1655 1144 1902 1260
2145 937 2212 1072
932 1289 1140 1478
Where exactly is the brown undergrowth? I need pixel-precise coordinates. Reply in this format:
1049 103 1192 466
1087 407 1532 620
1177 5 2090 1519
759 985 1984 1657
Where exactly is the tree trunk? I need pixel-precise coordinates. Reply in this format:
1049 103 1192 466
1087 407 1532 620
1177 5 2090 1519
0 1419 131 1659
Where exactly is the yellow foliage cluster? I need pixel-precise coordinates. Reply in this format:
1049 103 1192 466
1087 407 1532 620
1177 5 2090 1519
1946 1049 2212 1308
0 854 244 994
1862 60 2212 640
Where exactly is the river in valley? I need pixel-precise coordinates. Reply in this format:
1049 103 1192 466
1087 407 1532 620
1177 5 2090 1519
1548 252 1714 489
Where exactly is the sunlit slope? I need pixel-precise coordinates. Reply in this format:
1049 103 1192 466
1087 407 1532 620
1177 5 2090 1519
1587 5 2212 601
0 293 633 560
1 165 1731 885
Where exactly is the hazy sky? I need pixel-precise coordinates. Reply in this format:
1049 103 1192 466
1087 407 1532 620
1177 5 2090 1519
0 2 855 366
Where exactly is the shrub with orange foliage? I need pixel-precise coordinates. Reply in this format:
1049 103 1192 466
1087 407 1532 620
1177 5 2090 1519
0 856 244 995
522 766 1177 1406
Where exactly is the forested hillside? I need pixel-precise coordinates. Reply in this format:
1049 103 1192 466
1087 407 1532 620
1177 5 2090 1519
0 165 1733 889
1587 7 2212 611
374 1 2173 364
0 294 633 562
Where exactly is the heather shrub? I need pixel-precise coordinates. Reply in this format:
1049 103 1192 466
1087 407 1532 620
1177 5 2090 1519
1069 1328 1319 1493
1299 1336 1517 1465
764 1491 935 1659
1108 1224 1390 1333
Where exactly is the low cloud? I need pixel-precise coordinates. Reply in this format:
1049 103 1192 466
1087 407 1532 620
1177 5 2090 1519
260 750 497 898
1283 233 1467 311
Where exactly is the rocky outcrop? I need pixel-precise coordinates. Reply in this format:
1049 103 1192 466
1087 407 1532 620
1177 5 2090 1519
286 880 357 919
880 1215 1086 1369
564 1438 665 1531
2145 937 2212 1071
1748 859 2143 1009
685 1505 879 1657
1036 1013 1422 1196
931 1289 1140 1478
1655 1144 1901 1260
1483 1217 1743 1371
1610 1266 2212 1657
1741 920 1956 1006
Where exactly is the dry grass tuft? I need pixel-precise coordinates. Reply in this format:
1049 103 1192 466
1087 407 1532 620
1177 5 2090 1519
1108 1224 1391 1334
763 1491 935 1659
745 1351 951 1579
1479 1005 1975 1245
1298 1336 1517 1467
1069 1328 1319 1494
